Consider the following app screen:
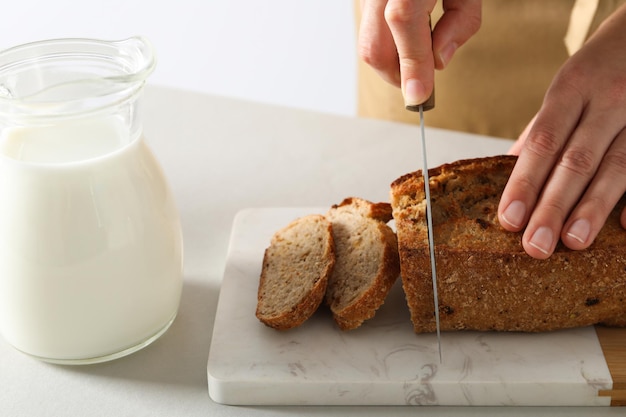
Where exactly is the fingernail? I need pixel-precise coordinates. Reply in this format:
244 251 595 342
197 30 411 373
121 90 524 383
567 219 590 244
501 200 526 229
404 78 427 106
529 227 554 255
438 42 457 68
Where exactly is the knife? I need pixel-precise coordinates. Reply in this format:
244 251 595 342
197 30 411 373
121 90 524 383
406 92 441 363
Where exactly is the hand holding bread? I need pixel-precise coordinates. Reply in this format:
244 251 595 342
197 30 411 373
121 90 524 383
392 155 626 332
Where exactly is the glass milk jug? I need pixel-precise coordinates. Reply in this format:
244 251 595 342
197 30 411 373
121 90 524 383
0 37 183 364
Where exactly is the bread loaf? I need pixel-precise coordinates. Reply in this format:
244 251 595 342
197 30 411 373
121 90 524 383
256 214 335 330
325 197 400 330
390 155 626 333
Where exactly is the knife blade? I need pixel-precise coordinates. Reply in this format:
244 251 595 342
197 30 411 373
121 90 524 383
406 92 441 363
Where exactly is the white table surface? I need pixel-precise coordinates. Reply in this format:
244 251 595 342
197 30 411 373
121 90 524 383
1 85 623 416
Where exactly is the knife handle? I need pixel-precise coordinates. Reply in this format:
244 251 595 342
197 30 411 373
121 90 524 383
405 89 435 112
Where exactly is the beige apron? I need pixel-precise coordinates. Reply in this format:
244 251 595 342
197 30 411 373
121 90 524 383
356 0 624 139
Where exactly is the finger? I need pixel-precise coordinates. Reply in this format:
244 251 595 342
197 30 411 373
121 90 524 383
508 114 538 156
358 0 402 86
520 103 624 259
508 139 524 156
384 0 437 105
561 128 626 250
432 0 481 69
498 79 584 235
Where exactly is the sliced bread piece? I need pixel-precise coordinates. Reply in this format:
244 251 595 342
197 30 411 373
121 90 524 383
256 214 335 330
325 197 401 330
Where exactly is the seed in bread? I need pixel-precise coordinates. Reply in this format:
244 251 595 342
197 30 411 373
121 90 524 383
390 155 626 333
256 214 335 330
325 197 400 330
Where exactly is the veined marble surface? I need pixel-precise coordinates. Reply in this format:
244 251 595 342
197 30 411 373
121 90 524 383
207 208 613 406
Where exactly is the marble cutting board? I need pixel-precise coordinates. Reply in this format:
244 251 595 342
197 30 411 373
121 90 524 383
207 207 614 406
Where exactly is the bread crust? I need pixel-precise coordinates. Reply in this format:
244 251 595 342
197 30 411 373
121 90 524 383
391 155 626 333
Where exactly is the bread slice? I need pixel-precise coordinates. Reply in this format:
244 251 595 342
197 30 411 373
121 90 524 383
325 197 400 330
390 155 626 333
256 214 335 330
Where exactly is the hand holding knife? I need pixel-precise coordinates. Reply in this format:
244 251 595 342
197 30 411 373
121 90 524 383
359 0 481 363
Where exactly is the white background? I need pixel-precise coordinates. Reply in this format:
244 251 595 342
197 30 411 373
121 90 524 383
1 0 358 116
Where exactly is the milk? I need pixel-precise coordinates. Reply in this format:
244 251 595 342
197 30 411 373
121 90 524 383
0 118 127 164
0 116 183 362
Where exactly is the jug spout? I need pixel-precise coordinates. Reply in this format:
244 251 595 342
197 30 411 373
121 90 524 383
0 36 156 119
109 36 157 83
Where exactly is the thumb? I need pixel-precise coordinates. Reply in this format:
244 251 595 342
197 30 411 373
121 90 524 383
384 0 436 106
